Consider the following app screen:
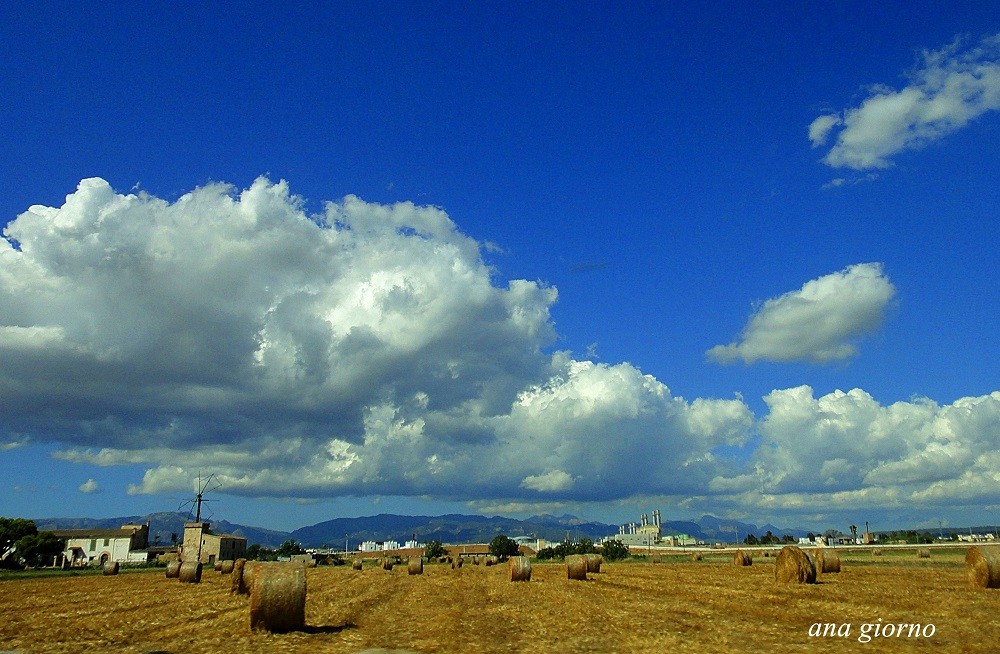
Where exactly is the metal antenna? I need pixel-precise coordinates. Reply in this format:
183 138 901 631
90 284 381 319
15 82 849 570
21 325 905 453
178 473 223 522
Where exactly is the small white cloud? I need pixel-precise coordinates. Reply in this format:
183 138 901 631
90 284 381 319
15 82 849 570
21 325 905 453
813 33 1000 170
1 438 28 451
521 469 575 492
808 114 841 147
707 263 895 365
79 478 100 494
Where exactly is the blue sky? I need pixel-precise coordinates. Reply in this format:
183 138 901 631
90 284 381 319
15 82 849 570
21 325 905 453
1 2 998 534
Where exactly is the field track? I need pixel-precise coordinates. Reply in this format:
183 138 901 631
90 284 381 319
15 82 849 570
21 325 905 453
1 550 998 653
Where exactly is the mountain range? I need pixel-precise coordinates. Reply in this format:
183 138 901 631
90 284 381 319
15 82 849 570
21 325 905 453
32 511 811 549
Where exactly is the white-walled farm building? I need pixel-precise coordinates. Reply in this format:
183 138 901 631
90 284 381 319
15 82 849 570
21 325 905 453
52 523 156 567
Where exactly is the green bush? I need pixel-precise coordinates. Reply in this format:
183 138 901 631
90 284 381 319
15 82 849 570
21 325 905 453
423 539 447 559
599 539 630 561
488 534 520 561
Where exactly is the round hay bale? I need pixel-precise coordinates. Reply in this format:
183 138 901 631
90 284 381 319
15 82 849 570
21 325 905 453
690 553 703 562
816 549 841 573
566 554 588 581
103 561 120 576
763 551 770 558
584 553 602 573
381 558 394 571
352 558 363 571
774 546 816 584
178 561 203 584
408 557 424 575
734 550 752 567
917 548 931 558
214 560 223 572
872 548 883 556
966 545 1000 589
451 556 464 569
249 562 307 633
241 561 262 595
509 556 532 582
473 555 481 565
220 560 235 574
230 559 247 594
165 560 182 578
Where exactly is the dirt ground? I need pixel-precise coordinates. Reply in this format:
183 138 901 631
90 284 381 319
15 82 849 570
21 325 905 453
1 549 998 653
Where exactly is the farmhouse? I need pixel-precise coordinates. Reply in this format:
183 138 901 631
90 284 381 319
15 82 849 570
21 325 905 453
52 523 154 567
179 521 247 564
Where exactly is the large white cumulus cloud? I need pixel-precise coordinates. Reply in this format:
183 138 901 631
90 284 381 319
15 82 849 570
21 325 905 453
707 387 1000 513
2 178 753 502
5 178 998 519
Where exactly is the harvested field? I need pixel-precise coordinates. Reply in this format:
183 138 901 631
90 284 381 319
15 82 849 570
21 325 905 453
1 550 998 653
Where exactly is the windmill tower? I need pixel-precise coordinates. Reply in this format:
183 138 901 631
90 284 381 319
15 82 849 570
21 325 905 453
178 474 221 563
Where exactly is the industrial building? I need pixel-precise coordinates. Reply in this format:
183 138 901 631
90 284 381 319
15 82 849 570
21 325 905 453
606 510 663 546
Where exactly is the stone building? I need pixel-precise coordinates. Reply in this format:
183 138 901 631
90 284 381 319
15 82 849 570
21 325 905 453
180 521 247 564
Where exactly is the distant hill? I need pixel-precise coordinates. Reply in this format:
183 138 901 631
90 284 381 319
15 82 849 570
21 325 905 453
32 511 810 549
289 513 616 548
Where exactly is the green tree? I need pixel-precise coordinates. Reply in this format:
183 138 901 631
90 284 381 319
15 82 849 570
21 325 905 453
573 538 597 555
781 534 795 543
488 534 519 561
743 533 759 545
600 539 630 561
1 517 38 550
760 530 779 545
275 539 305 558
246 543 278 561
535 546 557 560
423 539 447 559
15 532 64 567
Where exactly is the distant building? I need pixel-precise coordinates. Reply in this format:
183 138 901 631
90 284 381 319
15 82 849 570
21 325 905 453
180 522 247 564
512 536 548 553
608 510 663 546
52 523 153 567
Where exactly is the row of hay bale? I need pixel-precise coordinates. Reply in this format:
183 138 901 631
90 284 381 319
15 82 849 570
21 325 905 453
772 544 1000 589
774 546 841 584
348 552 602 582
566 553 602 580
164 560 204 583
164 558 241 583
